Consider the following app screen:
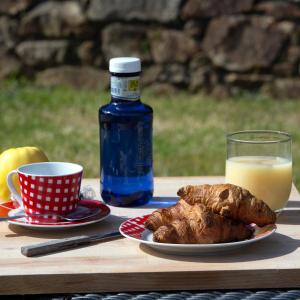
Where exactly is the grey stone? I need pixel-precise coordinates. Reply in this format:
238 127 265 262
149 29 199 64
149 83 179 96
0 53 20 79
189 52 214 92
0 17 17 51
189 67 208 91
272 63 297 77
276 21 296 35
273 46 300 76
16 40 68 67
160 64 188 85
143 64 188 86
20 1 86 37
189 51 211 71
182 0 254 19
87 0 181 22
249 15 275 29
211 85 232 99
255 1 300 19
0 0 32 16
266 78 300 99
184 20 206 39
94 55 104 68
102 24 151 62
142 65 163 86
77 41 95 65
203 16 287 71
36 66 109 90
189 66 216 92
79 0 89 9
225 73 273 89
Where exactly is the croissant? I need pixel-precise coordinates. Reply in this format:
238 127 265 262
177 184 276 226
152 202 253 244
145 199 192 231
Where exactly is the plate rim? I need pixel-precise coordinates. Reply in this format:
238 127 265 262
119 214 277 249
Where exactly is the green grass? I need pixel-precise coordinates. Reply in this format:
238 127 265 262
0 80 299 188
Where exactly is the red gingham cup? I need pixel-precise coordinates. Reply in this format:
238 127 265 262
7 162 83 217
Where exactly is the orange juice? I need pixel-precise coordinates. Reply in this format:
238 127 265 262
225 156 292 211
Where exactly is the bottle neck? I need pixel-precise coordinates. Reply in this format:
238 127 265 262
110 71 140 101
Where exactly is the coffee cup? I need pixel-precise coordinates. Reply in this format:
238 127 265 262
7 162 83 216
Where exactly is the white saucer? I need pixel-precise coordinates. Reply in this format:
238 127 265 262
7 199 110 230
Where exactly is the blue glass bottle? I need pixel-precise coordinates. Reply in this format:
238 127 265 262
99 57 153 206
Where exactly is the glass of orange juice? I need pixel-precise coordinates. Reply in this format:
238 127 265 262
225 130 292 212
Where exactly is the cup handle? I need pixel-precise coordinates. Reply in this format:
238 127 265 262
7 170 23 207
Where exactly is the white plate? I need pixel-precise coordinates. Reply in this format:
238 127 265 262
7 199 110 230
119 214 277 255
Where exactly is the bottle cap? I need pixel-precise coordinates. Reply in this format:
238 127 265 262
109 57 141 73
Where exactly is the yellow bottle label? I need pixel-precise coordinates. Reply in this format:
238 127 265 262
128 79 139 91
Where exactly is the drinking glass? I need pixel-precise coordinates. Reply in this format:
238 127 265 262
225 130 292 212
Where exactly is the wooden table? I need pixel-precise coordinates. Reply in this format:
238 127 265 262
0 177 300 295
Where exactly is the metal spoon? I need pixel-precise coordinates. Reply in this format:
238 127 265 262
0 208 101 222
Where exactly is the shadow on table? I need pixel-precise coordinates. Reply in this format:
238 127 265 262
276 209 300 225
5 214 128 240
286 200 300 208
127 196 179 209
140 232 300 263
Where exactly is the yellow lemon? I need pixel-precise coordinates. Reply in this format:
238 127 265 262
0 147 48 202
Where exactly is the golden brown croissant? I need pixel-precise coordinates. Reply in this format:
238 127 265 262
153 202 253 244
145 199 192 231
177 184 276 226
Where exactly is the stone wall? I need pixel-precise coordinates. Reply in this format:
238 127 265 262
1 0 300 97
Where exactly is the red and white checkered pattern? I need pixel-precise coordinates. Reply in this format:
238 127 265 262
120 215 150 240
18 172 82 216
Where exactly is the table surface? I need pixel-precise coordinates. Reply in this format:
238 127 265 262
0 176 300 295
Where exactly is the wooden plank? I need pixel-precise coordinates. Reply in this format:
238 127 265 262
0 177 299 295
